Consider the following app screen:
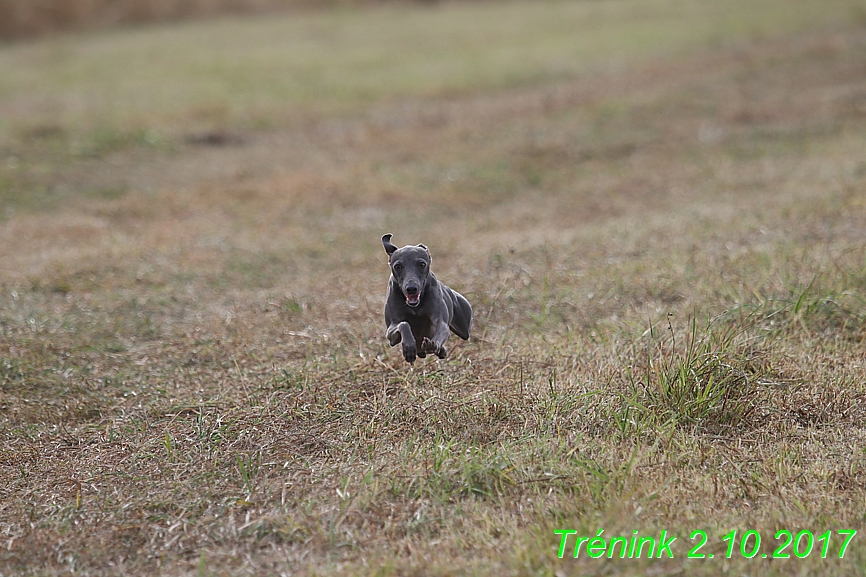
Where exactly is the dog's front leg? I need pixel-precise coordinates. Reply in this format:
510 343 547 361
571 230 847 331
387 321 417 364
421 320 451 359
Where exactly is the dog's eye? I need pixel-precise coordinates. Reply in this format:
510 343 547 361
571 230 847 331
418 261 427 269
393 263 403 271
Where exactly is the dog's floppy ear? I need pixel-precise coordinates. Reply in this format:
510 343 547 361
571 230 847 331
417 243 429 253
382 234 398 256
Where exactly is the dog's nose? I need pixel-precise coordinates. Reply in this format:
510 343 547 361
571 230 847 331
405 285 418 295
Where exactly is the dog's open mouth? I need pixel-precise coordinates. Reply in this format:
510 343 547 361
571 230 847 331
405 292 421 307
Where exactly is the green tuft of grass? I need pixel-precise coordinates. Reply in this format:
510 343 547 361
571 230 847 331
769 280 866 335
630 315 762 433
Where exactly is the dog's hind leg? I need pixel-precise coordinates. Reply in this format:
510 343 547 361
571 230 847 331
448 290 473 341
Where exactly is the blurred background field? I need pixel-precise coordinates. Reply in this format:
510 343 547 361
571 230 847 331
0 0 382 39
2 0 862 215
1 1 866 575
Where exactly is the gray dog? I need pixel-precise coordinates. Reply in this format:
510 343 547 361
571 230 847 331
382 234 472 364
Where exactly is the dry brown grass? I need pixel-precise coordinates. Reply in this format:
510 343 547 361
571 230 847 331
2 2 866 575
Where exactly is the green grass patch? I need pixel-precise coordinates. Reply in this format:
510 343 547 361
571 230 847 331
629 315 763 433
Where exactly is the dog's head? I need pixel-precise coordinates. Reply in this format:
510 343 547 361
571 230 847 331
382 234 431 308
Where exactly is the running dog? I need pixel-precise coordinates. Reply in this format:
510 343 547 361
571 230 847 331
382 234 472 364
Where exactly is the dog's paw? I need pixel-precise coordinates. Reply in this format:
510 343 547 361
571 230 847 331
402 342 417 364
420 337 438 355
420 337 432 353
421 338 446 359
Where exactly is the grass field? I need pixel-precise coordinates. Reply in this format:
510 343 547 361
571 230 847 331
2 0 866 575
0 0 309 39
